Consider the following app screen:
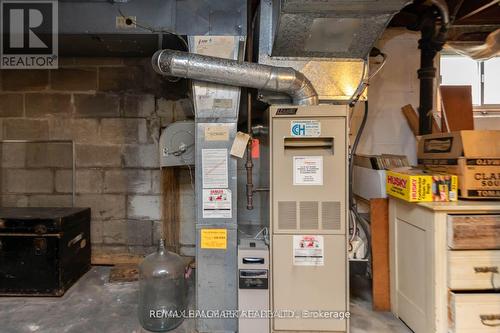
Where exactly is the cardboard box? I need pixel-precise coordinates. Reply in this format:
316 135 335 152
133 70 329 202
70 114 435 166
418 130 500 199
386 167 458 202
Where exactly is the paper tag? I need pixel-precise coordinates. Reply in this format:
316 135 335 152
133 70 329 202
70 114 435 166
203 189 232 218
293 156 323 185
201 229 227 249
230 132 251 158
202 149 228 188
293 235 324 266
205 125 229 141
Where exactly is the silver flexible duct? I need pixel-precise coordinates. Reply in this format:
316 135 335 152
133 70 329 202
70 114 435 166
152 49 318 106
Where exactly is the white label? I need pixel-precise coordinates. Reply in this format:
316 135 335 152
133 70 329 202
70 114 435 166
203 189 232 218
293 156 323 185
293 235 324 266
202 149 228 188
291 120 321 137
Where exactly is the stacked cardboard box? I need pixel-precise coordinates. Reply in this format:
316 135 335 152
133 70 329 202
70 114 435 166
417 130 500 199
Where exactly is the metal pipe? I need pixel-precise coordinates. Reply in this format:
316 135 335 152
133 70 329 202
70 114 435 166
246 92 254 210
430 0 450 27
152 49 319 106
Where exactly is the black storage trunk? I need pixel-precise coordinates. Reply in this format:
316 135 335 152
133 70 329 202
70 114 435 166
0 207 91 296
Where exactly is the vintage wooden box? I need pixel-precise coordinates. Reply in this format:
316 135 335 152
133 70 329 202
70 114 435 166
0 207 91 296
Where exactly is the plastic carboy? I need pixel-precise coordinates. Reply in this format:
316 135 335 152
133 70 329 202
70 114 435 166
138 239 187 332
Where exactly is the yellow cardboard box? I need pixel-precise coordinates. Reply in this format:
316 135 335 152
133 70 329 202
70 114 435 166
386 167 458 202
418 130 500 199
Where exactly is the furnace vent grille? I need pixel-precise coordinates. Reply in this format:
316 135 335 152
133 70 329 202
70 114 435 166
322 201 341 230
300 201 319 230
278 201 297 230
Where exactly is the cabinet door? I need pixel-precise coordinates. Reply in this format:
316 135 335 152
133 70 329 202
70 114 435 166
272 234 347 332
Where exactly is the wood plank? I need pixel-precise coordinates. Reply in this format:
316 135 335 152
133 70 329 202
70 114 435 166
401 104 440 136
109 264 139 283
370 198 390 311
448 215 500 250
440 85 474 132
401 104 419 137
162 167 181 253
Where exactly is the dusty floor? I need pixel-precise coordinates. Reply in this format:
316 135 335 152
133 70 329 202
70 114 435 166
0 266 411 333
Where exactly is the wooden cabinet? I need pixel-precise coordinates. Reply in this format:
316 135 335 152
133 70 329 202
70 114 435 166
389 199 500 333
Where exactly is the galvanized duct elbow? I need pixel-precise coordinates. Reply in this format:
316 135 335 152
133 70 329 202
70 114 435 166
152 49 318 106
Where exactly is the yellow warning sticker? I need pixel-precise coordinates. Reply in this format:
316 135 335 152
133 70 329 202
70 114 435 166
200 229 227 249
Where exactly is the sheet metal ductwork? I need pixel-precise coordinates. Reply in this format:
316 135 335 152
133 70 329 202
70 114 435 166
152 49 319 105
269 0 413 59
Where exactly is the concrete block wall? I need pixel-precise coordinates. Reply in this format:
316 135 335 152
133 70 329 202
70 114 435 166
0 58 195 256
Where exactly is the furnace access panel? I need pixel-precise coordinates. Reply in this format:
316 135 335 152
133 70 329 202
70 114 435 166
270 105 349 332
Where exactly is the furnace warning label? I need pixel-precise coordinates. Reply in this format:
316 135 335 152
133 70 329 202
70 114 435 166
290 120 321 137
293 235 324 266
202 149 228 188
203 189 232 218
293 156 323 185
201 229 227 250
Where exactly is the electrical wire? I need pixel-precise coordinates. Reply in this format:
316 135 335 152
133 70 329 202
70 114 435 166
348 51 387 260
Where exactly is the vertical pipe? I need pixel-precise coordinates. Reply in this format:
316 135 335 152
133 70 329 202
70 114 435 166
246 92 254 210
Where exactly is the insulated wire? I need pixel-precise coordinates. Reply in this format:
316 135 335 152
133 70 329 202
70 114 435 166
348 52 387 257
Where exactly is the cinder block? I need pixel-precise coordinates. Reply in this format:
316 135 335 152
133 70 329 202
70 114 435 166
54 169 72 193
122 94 155 118
126 219 153 246
0 142 26 168
74 93 120 118
48 118 100 144
157 98 174 124
91 219 103 244
25 93 72 117
2 169 53 193
50 68 97 91
76 169 103 193
1 70 48 91
0 93 23 117
26 142 73 168
2 119 49 140
102 220 127 244
100 118 148 144
128 245 155 255
122 144 159 168
151 169 161 194
98 67 145 92
127 195 161 220
152 220 164 245
173 98 194 121
74 57 123 66
28 194 73 207
76 144 122 167
55 169 102 194
75 194 126 220
1 194 29 207
103 169 151 194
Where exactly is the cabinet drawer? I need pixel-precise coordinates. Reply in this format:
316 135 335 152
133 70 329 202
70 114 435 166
448 215 500 250
449 292 500 333
449 251 500 290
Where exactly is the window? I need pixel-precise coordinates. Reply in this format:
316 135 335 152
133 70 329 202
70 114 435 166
440 55 500 108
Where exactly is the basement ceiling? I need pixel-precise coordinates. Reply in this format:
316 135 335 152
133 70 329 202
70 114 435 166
391 0 500 44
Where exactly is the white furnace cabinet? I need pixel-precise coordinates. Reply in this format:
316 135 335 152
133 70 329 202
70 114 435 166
270 105 349 333
390 198 500 333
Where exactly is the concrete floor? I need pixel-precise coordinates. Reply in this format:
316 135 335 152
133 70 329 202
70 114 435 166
0 267 411 333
